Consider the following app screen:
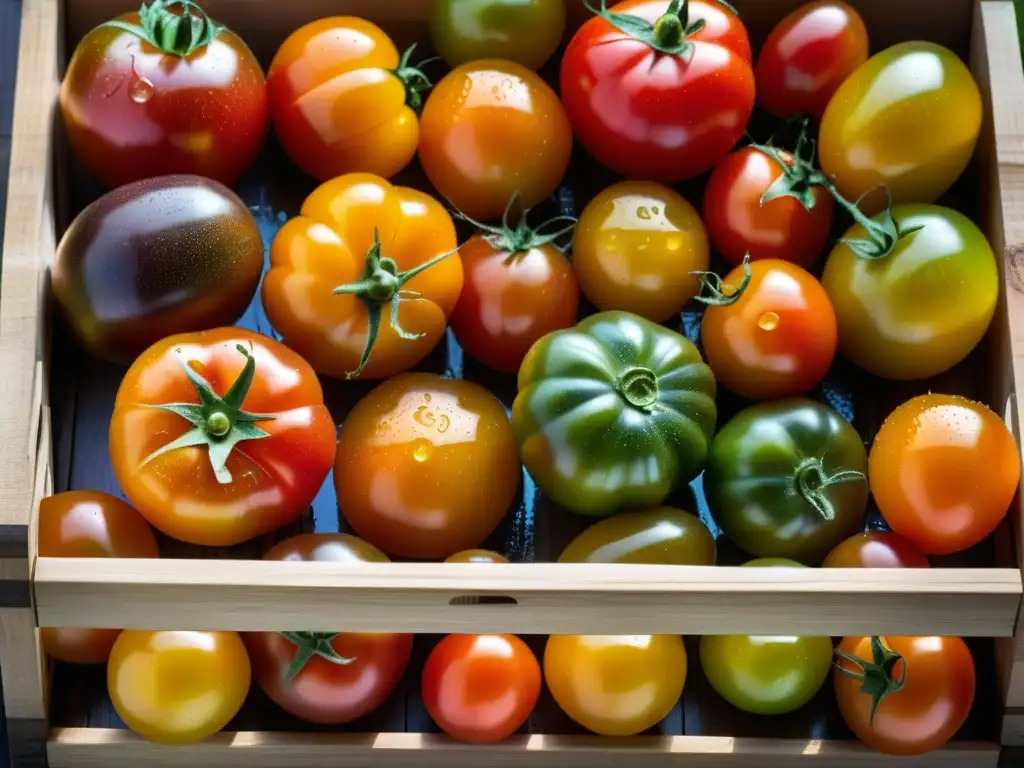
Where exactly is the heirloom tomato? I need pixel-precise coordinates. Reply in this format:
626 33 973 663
819 42 982 213
108 630 251 744
869 394 1020 555
419 59 572 221
430 0 566 70
109 328 336 546
697 258 837 399
268 18 434 181
823 531 930 568
448 201 579 373
513 311 717 515
573 181 709 322
558 507 716 565
39 491 159 665
560 0 754 183
445 549 509 563
59 0 267 188
335 373 520 559
704 399 868 564
264 173 463 380
755 1 868 121
821 204 998 380
245 535 413 725
835 636 975 755
544 634 686 736
423 634 541 743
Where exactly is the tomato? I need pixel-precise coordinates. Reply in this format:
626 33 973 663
835 635 975 755
755 1 868 121
544 634 686 736
445 549 509 563
821 205 998 380
573 181 709 322
448 204 579 373
419 59 572 221
267 18 434 182
560 0 754 183
110 328 336 546
819 42 982 213
38 491 158 664
514 311 717 515
869 394 1020 555
430 0 566 70
697 258 837 399
59 0 267 188
108 630 251 744
52 176 263 363
264 173 463 380
823 531 930 568
245 534 412 724
335 373 520 559
422 634 541 743
558 507 716 564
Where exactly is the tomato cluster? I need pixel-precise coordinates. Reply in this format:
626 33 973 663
46 0 1015 756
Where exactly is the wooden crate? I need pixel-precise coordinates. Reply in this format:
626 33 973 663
3 0 1024 765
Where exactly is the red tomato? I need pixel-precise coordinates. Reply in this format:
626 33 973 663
59 0 267 188
823 531 930 568
560 0 754 182
422 634 541 743
756 1 869 121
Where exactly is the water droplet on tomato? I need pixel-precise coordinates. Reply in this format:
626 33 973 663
757 311 780 331
636 206 652 220
412 439 434 463
130 75 155 104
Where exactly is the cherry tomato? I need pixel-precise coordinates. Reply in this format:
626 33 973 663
573 181 709 322
38 491 159 664
544 634 686 736
335 373 521 559
755 1 868 121
560 0 754 183
835 635 975 755
558 507 716 565
108 630 251 744
430 0 566 70
823 531 930 568
445 549 509 563
698 259 837 399
109 328 336 546
422 634 541 743
419 59 573 221
869 394 1020 555
59 0 267 188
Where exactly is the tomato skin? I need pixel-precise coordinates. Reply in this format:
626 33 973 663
573 181 709 322
335 373 520 560
108 630 251 744
700 260 837 399
445 549 509 563
702 148 834 268
39 491 159 664
823 531 930 568
558 507 716 565
869 394 1020 555
419 60 572 221
423 634 541 743
755 1 868 121
560 0 754 183
430 0 566 70
544 634 686 736
59 13 267 188
835 635 975 755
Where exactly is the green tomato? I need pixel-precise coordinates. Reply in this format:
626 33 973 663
513 311 717 516
558 507 716 564
704 399 868 565
430 0 566 70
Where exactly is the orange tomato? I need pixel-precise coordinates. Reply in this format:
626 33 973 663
418 59 573 221
823 531 930 568
445 549 509 563
869 394 1020 554
264 173 463 380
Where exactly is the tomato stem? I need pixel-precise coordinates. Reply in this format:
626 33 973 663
617 366 659 409
793 457 865 521
280 631 354 683
101 0 224 57
453 193 578 259
391 44 438 114
582 0 710 58
834 637 907 726
691 254 752 307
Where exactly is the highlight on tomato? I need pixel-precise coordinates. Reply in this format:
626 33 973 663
823 531 930 568
264 173 463 380
430 0 566 70
268 18 436 181
560 0 754 183
445 549 510 563
109 328 336 546
558 507 716 565
60 0 268 188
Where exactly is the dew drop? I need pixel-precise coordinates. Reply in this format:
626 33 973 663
412 439 434 463
424 393 432 403
636 206 652 220
757 311 780 331
130 75 155 104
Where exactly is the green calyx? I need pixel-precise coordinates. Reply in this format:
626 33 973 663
583 0 724 59
691 253 752 307
454 193 577 262
617 366 659 409
102 0 223 57
280 632 354 683
391 44 439 113
834 636 907 726
793 457 865 521
141 344 276 484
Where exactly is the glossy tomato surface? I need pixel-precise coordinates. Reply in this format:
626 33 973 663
558 507 716 565
823 531 930 568
445 549 509 563
869 394 1020 555
335 373 520 559
430 0 566 70
108 630 251 744
423 634 541 743
573 181 709 322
